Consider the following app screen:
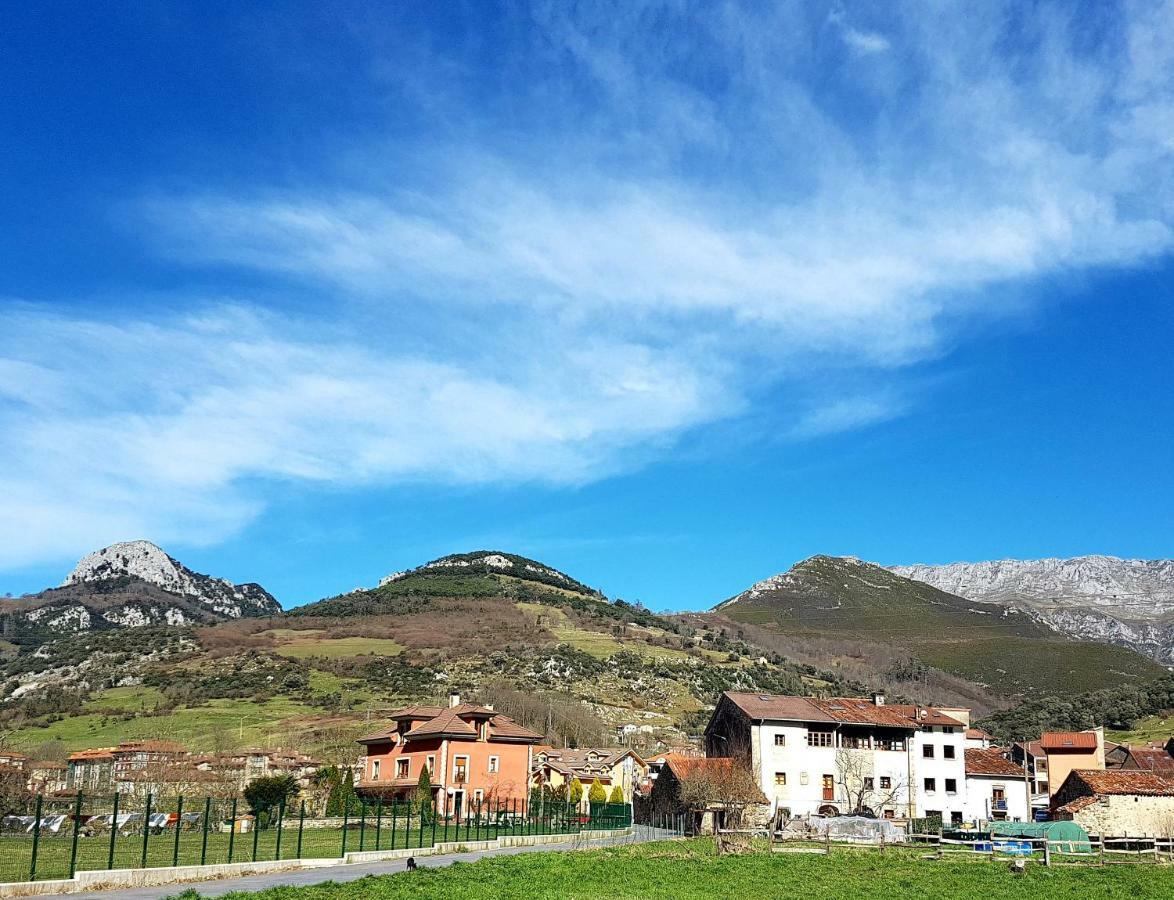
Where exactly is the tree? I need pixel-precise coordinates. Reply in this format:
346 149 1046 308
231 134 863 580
834 748 907 817
588 779 607 804
569 777 584 806
415 764 433 823
608 784 624 804
243 774 299 828
677 758 764 853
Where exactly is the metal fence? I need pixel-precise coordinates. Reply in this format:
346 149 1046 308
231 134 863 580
0 792 633 884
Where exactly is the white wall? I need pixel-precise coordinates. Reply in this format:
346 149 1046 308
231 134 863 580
910 726 967 821
962 774 1031 823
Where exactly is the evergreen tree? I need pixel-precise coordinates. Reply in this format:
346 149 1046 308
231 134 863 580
415 764 433 823
569 776 584 805
588 778 607 804
608 784 624 804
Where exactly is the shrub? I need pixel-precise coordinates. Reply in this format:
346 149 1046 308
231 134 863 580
608 784 624 803
588 779 606 803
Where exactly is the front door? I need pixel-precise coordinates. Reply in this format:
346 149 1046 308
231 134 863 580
822 774 835 802
452 790 464 821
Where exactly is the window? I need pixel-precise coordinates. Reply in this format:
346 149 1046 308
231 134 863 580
842 734 871 749
883 809 895 819
372 760 381 781
879 776 891 789
922 725 934 733
863 777 874 790
945 778 957 794
426 755 435 776
923 745 935 759
943 745 956 759
876 738 906 752
453 756 469 783
774 734 786 747
942 726 957 734
924 778 936 793
774 772 787 786
800 772 809 785
395 758 409 779
488 756 500 774
806 730 835 748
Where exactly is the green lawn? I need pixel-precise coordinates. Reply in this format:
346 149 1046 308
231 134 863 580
1107 714 1174 745
271 636 405 660
163 839 1174 899
6 697 324 752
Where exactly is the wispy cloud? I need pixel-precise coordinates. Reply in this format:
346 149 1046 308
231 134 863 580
2 0 1174 570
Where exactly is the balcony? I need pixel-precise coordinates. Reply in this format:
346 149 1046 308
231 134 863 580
991 800 1008 811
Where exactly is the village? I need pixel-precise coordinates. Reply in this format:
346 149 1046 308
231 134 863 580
3 688 1174 889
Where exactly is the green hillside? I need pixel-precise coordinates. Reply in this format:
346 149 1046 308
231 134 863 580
715 555 1166 695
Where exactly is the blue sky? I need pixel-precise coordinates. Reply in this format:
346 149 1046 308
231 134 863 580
1 1 1172 611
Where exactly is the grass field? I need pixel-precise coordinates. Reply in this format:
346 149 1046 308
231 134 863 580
1107 714 1174 745
270 636 405 659
164 839 1174 900
6 696 325 752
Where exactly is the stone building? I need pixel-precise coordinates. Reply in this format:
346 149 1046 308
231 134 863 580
1053 770 1174 836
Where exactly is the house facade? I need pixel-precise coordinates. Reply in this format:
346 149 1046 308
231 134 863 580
962 748 1030 822
67 748 115 792
357 694 542 818
1040 729 1104 800
704 692 968 823
1054 769 1174 835
646 755 769 834
531 747 648 802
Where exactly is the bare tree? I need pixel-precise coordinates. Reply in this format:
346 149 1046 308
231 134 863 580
834 748 907 817
677 758 764 852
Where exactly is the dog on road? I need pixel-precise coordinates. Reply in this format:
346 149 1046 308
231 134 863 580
405 856 418 872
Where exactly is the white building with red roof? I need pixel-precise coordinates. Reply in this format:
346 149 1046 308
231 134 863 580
705 691 972 823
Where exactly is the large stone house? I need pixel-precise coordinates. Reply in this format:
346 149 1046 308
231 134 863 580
1054 770 1174 835
357 694 542 818
704 692 969 823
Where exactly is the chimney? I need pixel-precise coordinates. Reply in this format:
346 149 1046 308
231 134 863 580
448 693 461 708
872 692 885 707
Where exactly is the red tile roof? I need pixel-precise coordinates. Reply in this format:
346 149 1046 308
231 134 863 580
1124 748 1174 773
1066 769 1174 797
1041 732 1099 751
965 748 1023 777
68 748 115 762
966 727 993 740
721 692 966 729
1056 795 1101 814
360 704 542 745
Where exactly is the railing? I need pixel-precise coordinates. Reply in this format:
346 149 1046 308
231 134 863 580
0 792 633 885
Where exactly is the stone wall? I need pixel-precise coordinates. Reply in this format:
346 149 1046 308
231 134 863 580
1070 795 1174 836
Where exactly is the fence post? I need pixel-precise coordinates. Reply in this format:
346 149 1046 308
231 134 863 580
275 798 286 861
359 798 367 852
251 804 261 862
69 790 84 878
108 792 120 870
141 792 153 870
419 800 426 848
200 797 211 866
1043 839 1052 867
227 798 237 864
296 801 306 860
172 795 184 868
390 802 398 851
431 798 438 846
341 801 350 857
29 793 43 881
375 798 383 851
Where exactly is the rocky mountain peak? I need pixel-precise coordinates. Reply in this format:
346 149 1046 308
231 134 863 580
64 540 186 591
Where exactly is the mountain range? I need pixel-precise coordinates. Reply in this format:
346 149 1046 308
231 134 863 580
1 542 1171 760
890 556 1174 664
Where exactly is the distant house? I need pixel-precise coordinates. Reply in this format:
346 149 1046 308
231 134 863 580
531 747 648 802
1054 769 1174 835
26 760 67 795
112 740 189 781
0 751 28 771
962 748 1030 822
1117 741 1174 774
192 748 320 790
1010 740 1050 810
964 728 994 750
357 694 542 818
67 748 116 792
647 755 768 834
1039 730 1105 801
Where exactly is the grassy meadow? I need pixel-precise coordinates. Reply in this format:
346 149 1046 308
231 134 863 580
165 839 1174 900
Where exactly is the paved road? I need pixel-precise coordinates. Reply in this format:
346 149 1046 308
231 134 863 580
39 827 676 899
